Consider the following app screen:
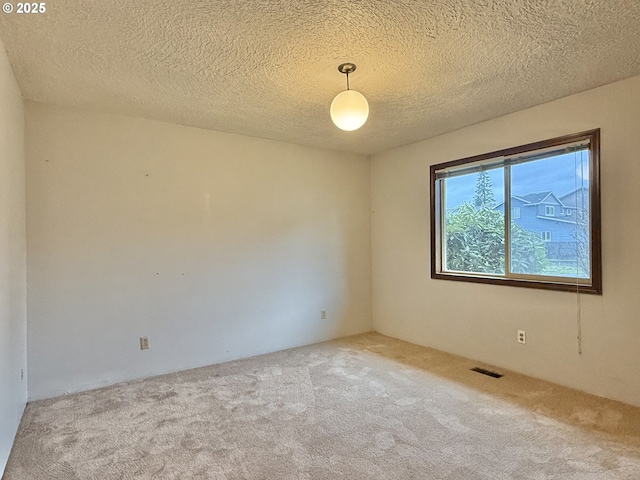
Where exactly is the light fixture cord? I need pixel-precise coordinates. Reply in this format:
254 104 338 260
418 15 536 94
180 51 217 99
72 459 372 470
346 71 350 90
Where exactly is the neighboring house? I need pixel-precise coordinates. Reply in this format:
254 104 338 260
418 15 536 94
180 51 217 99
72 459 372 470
495 188 589 264
559 186 590 212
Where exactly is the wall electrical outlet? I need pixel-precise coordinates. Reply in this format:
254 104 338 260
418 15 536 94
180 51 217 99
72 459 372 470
321 309 326 319
140 336 150 350
517 330 526 344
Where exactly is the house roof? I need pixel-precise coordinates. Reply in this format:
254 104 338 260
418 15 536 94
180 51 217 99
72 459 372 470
559 187 589 207
519 192 552 204
496 190 581 210
515 192 566 206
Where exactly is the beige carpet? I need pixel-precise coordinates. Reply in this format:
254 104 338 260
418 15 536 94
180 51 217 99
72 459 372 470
4 333 640 479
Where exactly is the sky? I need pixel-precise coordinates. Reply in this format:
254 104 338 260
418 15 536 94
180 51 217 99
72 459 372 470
444 151 590 210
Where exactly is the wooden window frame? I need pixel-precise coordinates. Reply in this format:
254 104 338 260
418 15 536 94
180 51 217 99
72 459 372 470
430 129 602 294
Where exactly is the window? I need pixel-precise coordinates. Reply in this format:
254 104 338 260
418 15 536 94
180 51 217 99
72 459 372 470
430 129 601 294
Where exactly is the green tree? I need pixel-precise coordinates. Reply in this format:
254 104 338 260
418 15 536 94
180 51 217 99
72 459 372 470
473 171 495 209
573 207 590 277
444 173 549 275
445 202 504 274
509 223 550 274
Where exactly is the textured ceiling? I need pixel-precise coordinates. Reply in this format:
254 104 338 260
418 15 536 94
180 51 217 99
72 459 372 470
1 1 639 155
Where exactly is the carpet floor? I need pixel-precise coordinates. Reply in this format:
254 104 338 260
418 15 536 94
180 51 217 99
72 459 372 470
4 333 640 479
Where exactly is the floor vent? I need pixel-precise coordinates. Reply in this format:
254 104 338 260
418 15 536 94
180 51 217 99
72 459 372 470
471 367 503 378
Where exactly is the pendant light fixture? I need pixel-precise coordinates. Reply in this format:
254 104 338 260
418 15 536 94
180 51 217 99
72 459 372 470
330 63 369 131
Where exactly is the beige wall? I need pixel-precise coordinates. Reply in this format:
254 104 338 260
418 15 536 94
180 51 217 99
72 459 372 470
371 76 640 407
25 102 372 400
0 38 27 474
17 70 640 413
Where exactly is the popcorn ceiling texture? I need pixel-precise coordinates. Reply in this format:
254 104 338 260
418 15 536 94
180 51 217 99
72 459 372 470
0 0 639 154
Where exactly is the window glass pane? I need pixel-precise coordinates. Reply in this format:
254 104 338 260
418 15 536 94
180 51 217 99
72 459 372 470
509 150 590 278
431 130 599 293
443 168 505 275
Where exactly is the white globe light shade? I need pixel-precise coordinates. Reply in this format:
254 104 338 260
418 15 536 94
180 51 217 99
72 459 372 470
330 89 369 131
